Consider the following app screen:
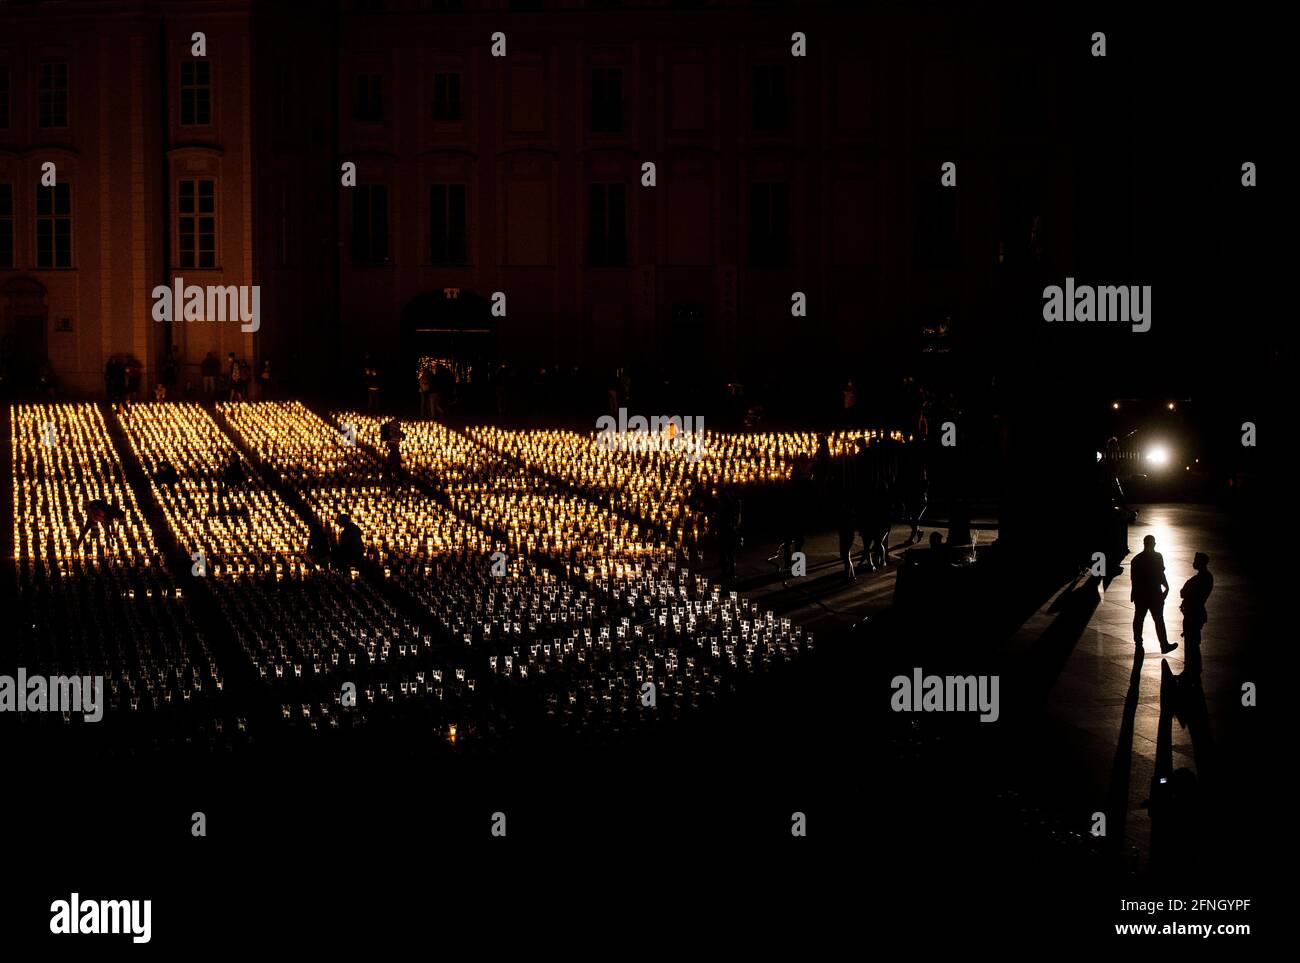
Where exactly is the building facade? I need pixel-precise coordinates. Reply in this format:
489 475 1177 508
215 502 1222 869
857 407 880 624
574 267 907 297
1 0 257 397
2 0 1091 398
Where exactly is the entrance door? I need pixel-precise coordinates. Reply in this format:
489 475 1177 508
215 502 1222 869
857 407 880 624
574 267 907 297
1 279 50 391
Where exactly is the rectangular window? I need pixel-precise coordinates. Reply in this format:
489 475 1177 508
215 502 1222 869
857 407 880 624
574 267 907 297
587 183 626 266
433 72 462 121
0 184 13 267
355 74 383 123
36 183 72 268
0 65 10 129
752 64 788 131
352 184 389 263
181 60 212 125
749 182 790 265
429 184 467 264
178 179 216 269
590 67 624 133
38 62 69 129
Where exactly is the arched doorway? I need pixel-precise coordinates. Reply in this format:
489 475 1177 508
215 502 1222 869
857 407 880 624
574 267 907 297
399 288 495 362
398 288 497 413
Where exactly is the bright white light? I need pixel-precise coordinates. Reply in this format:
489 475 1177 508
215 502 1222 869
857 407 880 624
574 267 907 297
1145 447 1170 467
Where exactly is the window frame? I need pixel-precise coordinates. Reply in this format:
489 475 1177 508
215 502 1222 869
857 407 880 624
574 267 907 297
433 71 462 122
590 67 625 134
351 183 390 264
38 61 70 130
752 63 789 132
180 59 213 127
35 182 73 269
177 178 218 270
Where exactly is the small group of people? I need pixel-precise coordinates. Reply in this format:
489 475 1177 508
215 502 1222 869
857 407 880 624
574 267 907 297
155 345 183 400
104 356 142 408
687 485 744 585
103 349 270 403
223 351 254 401
1129 534 1214 665
774 434 929 583
197 351 270 400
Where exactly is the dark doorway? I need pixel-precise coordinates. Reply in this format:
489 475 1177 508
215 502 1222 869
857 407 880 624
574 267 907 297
399 288 496 364
1 277 50 394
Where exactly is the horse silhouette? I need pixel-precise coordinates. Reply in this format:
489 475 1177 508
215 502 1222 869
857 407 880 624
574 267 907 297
73 499 127 552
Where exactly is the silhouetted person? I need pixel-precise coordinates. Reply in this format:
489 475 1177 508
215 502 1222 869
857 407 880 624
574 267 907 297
334 513 365 569
913 530 951 602
221 453 245 490
1179 552 1212 676
842 379 859 427
211 453 246 515
947 502 971 548
307 526 333 567
380 419 404 474
812 434 831 488
160 347 178 397
778 453 813 577
201 351 220 396
73 499 126 553
812 433 832 528
418 366 435 417
124 358 142 403
849 439 887 571
156 460 179 487
363 359 381 411
713 487 742 584
900 446 929 545
1131 534 1175 653
105 357 127 409
833 453 859 581
432 364 453 419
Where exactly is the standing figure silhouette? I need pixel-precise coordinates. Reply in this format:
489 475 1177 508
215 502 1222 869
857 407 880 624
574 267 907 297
1131 534 1176 654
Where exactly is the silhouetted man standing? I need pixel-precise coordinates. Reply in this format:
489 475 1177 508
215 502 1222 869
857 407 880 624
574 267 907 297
1176 551 1213 681
1179 552 1213 650
1131 534 1176 653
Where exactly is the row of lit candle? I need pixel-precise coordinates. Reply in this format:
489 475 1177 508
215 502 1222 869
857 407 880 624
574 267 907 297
118 403 311 570
12 404 160 569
